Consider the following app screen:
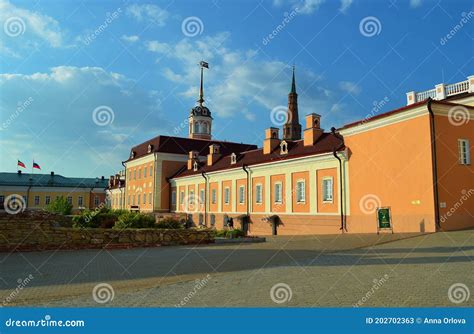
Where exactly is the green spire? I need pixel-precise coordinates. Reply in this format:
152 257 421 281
290 66 296 94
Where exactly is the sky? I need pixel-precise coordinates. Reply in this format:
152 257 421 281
0 0 473 178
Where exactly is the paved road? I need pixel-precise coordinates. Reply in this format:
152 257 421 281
0 231 472 307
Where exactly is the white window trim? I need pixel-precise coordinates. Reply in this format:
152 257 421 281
239 185 245 204
322 176 334 203
274 182 283 204
224 187 230 204
458 139 471 165
296 179 306 203
211 189 217 204
255 183 263 204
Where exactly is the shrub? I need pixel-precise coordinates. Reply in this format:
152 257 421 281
215 230 226 237
46 196 73 215
226 229 245 239
72 208 130 229
156 217 183 229
113 212 156 229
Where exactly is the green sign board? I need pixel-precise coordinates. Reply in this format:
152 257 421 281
377 207 391 229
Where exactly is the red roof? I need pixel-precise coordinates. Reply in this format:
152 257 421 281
173 133 344 178
126 135 257 162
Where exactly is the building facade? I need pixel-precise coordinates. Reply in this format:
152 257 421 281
0 171 108 213
117 69 473 235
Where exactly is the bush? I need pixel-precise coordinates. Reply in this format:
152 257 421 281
214 229 245 238
215 230 226 237
72 208 130 229
156 217 183 229
113 212 156 229
46 196 73 215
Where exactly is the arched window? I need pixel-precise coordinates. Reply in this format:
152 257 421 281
280 141 288 155
194 122 200 133
202 122 208 134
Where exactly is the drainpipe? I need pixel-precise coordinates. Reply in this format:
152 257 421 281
331 127 346 232
121 161 127 210
427 98 441 230
243 165 250 216
26 185 32 209
201 172 208 226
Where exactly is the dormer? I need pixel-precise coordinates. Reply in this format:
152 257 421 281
230 153 237 165
130 150 136 159
147 144 153 153
187 150 199 170
193 161 199 171
207 144 221 166
280 140 288 155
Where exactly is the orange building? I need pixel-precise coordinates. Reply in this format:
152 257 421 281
118 65 473 235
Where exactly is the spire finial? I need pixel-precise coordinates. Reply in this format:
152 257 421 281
198 61 209 106
290 65 296 94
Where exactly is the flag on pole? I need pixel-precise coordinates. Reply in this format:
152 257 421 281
17 160 26 168
33 161 41 170
199 61 209 68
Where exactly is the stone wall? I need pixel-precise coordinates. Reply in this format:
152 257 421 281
0 211 214 252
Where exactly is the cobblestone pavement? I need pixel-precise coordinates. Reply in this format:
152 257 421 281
0 231 472 307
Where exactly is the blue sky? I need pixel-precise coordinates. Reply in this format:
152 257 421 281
0 0 473 177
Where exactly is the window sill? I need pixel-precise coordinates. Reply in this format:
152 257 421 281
322 200 333 204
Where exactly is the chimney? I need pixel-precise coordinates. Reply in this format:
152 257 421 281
303 113 324 146
207 144 221 166
187 150 199 170
109 176 114 187
263 127 280 154
51 171 54 176
17 170 22 175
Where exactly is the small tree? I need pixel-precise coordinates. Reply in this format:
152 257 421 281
46 196 73 215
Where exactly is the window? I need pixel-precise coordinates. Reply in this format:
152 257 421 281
255 184 263 204
45 195 50 205
224 187 230 204
137 194 141 205
171 191 176 205
458 139 471 165
190 191 195 204
280 141 288 155
22 195 27 204
200 189 205 206
127 196 130 205
144 167 147 178
138 169 141 179
78 196 83 206
150 166 153 176
239 186 245 204
0 195 4 205
132 195 136 206
296 180 305 203
211 189 217 204
180 191 184 206
34 196 40 206
134 170 136 180
94 196 99 207
210 214 215 227
274 183 282 204
322 177 333 202
199 214 204 225
230 153 237 164
149 193 152 205
67 196 73 205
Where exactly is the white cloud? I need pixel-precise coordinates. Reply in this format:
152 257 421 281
126 4 169 26
146 40 171 54
296 0 325 14
121 34 140 43
0 0 64 48
410 0 422 8
339 81 361 95
339 0 353 13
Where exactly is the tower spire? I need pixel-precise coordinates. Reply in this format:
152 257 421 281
197 61 208 106
283 65 302 141
290 65 296 94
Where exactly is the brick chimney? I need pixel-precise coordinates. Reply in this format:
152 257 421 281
303 113 324 146
207 144 221 166
263 127 280 154
187 151 199 170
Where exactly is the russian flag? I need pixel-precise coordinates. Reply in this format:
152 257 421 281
17 160 26 168
33 161 41 170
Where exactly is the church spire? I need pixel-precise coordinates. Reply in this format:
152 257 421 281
189 61 212 140
283 66 302 141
